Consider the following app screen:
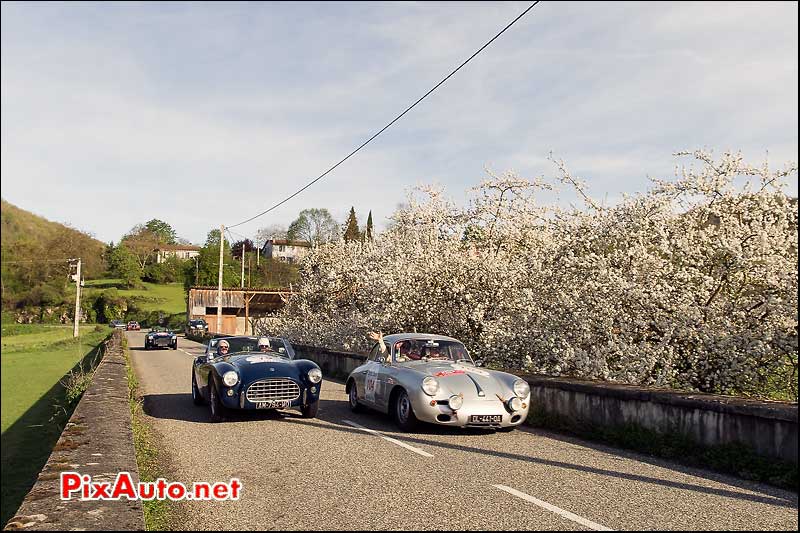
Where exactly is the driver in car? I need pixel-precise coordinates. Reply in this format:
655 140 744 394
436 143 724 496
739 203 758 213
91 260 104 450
217 339 230 356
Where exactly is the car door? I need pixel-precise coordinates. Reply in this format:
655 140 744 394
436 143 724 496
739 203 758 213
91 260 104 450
361 343 387 407
197 340 218 397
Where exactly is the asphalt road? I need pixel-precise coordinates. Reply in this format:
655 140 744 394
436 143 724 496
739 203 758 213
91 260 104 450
127 331 798 531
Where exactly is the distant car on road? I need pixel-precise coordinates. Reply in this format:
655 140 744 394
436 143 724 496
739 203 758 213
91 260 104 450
346 333 530 432
192 336 322 422
110 320 127 329
145 327 177 350
186 318 209 335
126 321 141 331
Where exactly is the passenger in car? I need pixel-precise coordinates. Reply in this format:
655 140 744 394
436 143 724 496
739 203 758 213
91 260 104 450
258 337 274 353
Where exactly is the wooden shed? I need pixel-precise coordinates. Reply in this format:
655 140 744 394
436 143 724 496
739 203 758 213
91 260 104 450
186 286 294 335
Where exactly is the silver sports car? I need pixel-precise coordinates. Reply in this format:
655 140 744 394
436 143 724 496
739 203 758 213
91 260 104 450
346 333 531 431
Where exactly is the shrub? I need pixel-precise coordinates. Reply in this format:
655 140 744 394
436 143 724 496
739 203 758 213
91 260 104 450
258 150 798 400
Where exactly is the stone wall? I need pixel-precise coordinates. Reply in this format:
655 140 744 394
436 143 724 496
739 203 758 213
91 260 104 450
292 342 798 464
4 331 144 531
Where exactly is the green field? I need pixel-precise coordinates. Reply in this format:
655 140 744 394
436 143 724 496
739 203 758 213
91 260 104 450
1 323 109 526
83 279 186 314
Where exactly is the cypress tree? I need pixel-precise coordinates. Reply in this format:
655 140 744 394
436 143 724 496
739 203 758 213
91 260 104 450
365 210 374 241
343 207 360 242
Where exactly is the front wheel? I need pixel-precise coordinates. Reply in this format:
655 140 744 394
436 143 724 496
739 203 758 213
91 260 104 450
301 400 319 418
394 389 419 431
209 380 226 422
348 381 364 413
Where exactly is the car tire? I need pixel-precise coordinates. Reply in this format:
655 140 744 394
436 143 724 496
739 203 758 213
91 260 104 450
191 372 204 406
394 389 419 431
171 342 178 350
144 342 150 350
347 381 364 413
209 380 226 423
301 399 319 418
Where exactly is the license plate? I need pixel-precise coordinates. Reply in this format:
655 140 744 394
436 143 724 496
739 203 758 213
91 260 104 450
469 414 502 424
255 400 291 409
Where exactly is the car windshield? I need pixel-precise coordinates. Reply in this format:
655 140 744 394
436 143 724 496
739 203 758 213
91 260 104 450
190 320 205 326
393 339 473 364
151 327 170 333
210 336 293 359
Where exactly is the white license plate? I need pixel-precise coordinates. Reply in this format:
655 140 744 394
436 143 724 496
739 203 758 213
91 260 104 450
469 414 502 424
255 399 291 409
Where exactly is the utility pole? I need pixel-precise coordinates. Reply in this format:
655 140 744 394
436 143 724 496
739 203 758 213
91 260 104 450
240 242 245 288
72 258 81 338
256 245 260 267
248 258 251 288
217 225 224 334
194 256 199 285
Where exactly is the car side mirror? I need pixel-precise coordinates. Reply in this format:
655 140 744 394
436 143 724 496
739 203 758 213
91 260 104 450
474 360 484 367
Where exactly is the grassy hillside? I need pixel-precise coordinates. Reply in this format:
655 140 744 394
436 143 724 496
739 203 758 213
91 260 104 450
1 199 106 308
84 279 186 314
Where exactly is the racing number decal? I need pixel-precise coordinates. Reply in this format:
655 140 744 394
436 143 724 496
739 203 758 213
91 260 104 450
365 366 379 402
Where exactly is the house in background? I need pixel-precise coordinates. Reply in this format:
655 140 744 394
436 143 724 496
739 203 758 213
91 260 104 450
155 244 201 263
260 239 311 264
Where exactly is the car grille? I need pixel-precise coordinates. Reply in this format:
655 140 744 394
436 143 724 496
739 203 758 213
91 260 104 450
246 379 300 403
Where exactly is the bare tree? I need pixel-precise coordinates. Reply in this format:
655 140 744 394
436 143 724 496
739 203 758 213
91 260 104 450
287 209 339 246
255 224 288 248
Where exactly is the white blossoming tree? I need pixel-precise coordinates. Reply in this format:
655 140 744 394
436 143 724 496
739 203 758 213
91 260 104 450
256 150 798 400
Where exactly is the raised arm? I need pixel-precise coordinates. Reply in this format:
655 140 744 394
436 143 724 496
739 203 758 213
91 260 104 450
368 331 387 355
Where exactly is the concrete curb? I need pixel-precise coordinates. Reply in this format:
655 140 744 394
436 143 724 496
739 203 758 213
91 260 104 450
3 331 145 531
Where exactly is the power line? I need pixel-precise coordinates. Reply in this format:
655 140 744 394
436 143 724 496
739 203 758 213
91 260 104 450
227 1 540 229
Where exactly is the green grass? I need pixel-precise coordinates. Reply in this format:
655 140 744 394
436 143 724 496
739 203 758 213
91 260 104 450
84 278 186 314
1 321 67 337
124 336 171 531
1 324 109 526
1 327 105 432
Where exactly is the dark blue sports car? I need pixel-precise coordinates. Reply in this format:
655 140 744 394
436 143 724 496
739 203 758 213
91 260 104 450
145 327 178 350
191 336 322 422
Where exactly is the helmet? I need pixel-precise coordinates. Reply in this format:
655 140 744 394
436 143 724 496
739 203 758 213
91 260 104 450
257 337 271 347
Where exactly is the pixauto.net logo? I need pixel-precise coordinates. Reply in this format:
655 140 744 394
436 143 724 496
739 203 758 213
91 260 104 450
60 472 241 501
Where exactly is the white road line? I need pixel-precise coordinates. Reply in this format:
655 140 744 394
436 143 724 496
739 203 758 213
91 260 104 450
343 419 433 458
492 484 614 531
179 348 195 357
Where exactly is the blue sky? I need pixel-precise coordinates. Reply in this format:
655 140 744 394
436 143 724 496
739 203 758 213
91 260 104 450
2 1 797 245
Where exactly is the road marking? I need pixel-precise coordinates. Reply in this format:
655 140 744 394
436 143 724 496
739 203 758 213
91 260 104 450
343 419 433 458
492 484 613 531
179 348 195 357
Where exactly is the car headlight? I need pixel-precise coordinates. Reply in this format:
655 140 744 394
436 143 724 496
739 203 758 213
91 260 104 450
448 394 463 410
222 371 239 387
513 379 530 398
421 377 439 396
508 396 523 411
307 368 322 384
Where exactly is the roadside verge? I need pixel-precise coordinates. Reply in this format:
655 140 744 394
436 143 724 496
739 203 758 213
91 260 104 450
3 331 145 531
